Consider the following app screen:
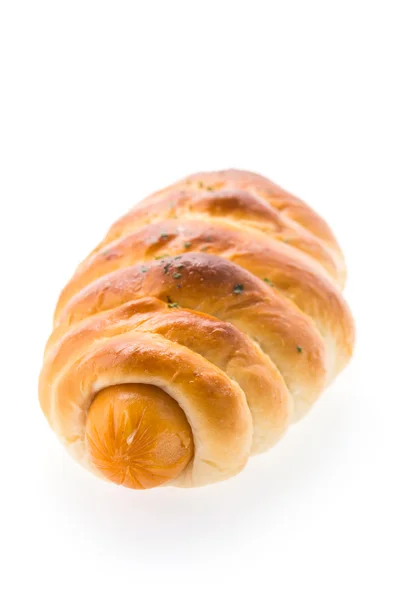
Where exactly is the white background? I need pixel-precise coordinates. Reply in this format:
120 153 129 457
1 1 399 598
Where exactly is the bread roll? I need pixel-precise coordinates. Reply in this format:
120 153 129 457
39 169 355 489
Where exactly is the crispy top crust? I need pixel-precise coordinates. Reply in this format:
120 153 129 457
39 169 355 488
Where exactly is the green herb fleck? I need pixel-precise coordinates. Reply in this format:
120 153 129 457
177 264 184 269
155 254 170 260
200 246 209 251
184 241 192 249
168 302 179 308
160 233 169 240
141 266 148 273
163 263 171 274
206 186 214 191
297 345 303 353
233 284 244 295
173 273 182 279
263 277 274 286
173 255 182 260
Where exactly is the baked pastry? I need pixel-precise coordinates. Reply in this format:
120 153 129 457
39 169 355 489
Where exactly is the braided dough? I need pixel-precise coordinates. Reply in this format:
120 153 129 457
39 169 355 489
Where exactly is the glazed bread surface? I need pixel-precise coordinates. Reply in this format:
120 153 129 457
39 169 355 489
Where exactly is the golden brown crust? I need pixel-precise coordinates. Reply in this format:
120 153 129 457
39 169 355 489
98 186 344 286
56 218 353 379
56 253 327 409
175 169 342 248
44 297 292 455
